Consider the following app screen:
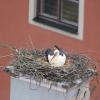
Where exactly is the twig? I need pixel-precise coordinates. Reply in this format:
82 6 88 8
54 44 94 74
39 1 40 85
0 43 16 52
0 54 13 59
28 35 35 49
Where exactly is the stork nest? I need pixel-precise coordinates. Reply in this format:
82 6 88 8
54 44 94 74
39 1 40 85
5 48 97 90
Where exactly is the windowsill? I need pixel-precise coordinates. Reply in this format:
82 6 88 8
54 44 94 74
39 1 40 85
33 17 78 34
29 20 83 40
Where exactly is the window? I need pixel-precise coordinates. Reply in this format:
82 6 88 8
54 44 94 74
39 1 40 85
29 0 84 40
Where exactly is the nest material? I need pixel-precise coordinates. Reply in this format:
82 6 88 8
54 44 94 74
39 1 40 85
5 48 97 89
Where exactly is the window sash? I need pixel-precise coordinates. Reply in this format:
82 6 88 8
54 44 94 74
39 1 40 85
40 0 59 19
36 0 79 30
39 0 79 26
61 0 79 26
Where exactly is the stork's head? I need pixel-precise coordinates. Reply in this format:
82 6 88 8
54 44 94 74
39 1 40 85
53 45 60 56
53 45 64 56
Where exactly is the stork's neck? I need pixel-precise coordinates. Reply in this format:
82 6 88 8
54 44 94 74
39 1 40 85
54 49 60 56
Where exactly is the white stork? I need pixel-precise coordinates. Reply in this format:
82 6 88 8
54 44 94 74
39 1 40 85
45 45 66 67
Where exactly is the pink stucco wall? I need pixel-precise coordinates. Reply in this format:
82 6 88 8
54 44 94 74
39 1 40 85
0 0 100 100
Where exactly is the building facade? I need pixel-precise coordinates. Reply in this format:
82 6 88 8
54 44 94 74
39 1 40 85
0 0 100 100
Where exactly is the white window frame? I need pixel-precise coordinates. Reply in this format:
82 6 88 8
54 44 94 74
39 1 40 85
29 0 85 40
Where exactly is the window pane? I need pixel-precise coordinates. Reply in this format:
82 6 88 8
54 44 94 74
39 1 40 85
41 0 58 17
62 0 79 25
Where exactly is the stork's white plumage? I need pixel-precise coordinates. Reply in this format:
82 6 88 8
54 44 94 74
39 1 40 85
46 46 66 67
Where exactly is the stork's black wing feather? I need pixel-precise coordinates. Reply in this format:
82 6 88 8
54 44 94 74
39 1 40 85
45 48 54 62
59 49 67 56
45 48 54 56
